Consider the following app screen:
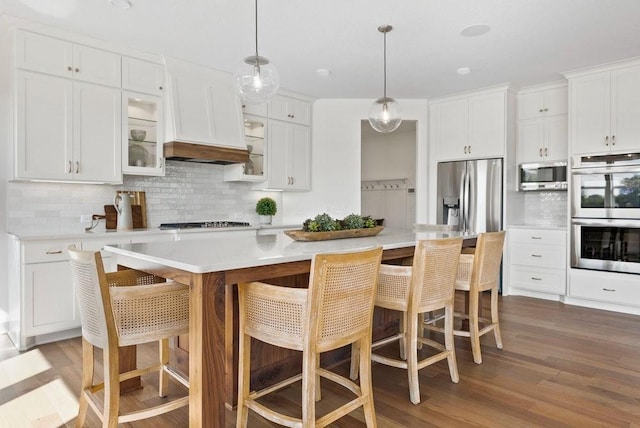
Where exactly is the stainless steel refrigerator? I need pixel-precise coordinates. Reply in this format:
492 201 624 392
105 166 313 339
436 158 503 233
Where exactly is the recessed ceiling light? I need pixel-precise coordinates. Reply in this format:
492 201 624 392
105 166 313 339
457 67 471 75
109 0 132 9
316 68 331 77
460 24 490 37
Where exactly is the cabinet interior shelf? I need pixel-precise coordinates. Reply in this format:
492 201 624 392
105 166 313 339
128 116 157 124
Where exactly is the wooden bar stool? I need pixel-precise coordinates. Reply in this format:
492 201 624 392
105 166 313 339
236 246 383 427
68 246 190 427
351 237 463 404
423 230 506 364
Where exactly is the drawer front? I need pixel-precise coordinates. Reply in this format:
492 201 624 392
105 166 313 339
510 266 565 294
570 269 640 306
510 243 566 269
509 228 566 245
23 240 81 263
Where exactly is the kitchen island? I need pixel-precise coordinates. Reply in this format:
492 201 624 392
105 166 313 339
104 227 477 427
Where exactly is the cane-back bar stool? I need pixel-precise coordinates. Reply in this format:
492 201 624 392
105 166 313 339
351 237 463 404
68 246 190 428
423 230 506 364
236 246 383 427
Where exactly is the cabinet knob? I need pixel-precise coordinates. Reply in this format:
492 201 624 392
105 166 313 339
75 68 79 73
159 86 163 91
544 108 548 112
539 108 543 113
242 104 246 108
67 66 73 71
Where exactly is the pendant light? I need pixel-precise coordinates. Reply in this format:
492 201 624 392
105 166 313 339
233 0 279 104
368 25 402 133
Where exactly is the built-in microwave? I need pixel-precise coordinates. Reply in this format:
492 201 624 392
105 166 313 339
518 161 568 191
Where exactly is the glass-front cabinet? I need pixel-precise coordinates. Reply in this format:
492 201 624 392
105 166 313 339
122 91 164 176
224 114 266 182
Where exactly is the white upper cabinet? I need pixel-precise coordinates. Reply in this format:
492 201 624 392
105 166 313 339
264 120 311 190
567 61 640 155
431 85 512 161
15 30 121 87
122 56 164 95
517 85 567 120
269 95 311 125
164 57 245 149
516 83 568 163
14 30 122 184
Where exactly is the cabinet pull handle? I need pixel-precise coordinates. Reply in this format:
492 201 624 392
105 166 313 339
531 277 542 281
291 176 294 185
75 161 79 173
605 136 609 146
611 135 615 145
544 147 548 156
468 145 471 154
67 161 72 173
46 250 63 254
531 236 542 239
539 148 543 157
531 254 542 258
602 288 616 292
159 157 163 168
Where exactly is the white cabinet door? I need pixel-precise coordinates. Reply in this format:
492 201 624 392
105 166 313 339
432 98 468 161
270 95 311 125
517 115 567 163
266 120 290 189
610 65 640 153
265 120 310 190
207 68 246 149
288 124 311 190
15 30 73 78
72 43 121 87
24 262 79 336
16 71 73 180
73 81 122 182
518 85 568 120
468 91 505 158
123 91 164 176
570 72 611 155
122 56 165 95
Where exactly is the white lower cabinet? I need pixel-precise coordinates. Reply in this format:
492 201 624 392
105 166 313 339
508 227 567 296
8 233 173 350
569 269 640 308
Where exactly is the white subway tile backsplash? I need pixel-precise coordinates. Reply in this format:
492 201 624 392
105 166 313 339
523 191 568 226
7 161 271 234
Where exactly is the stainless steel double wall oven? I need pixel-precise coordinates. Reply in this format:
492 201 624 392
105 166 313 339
571 152 640 274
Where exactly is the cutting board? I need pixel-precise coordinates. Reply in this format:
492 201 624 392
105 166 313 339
105 205 144 230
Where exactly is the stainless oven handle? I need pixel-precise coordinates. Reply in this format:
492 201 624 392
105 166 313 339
572 165 640 175
571 218 640 228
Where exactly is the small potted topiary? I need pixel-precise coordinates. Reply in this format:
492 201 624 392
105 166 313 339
256 197 277 224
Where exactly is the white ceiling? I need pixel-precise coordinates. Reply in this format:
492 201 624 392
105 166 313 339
2 0 640 100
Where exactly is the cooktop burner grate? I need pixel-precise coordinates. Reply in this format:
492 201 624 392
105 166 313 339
159 221 251 230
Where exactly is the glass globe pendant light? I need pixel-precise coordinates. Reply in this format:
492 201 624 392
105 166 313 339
368 25 402 133
234 0 279 104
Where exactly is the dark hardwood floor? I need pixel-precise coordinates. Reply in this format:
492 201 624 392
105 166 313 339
2 295 639 427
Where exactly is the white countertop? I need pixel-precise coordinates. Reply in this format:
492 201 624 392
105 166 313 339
104 227 477 274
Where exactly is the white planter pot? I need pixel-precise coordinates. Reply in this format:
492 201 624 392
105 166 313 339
259 215 272 225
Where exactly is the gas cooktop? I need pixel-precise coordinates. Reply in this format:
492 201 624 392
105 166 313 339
159 221 251 230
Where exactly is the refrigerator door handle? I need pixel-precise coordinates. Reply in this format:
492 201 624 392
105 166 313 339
459 168 467 231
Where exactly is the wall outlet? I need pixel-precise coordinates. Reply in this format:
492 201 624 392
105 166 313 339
80 215 92 223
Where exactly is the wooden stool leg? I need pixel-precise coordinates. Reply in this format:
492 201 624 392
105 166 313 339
469 290 482 364
444 305 459 383
103 347 121 428
301 350 317 426
349 342 360 381
407 313 420 405
491 288 503 349
159 339 169 397
315 355 322 402
400 312 408 359
236 333 251 428
359 335 377 428
75 338 93 428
